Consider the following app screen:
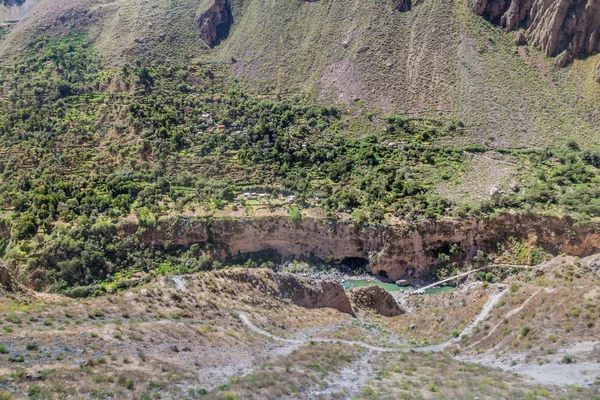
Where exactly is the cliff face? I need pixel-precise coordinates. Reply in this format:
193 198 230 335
348 286 404 317
196 0 230 47
135 214 600 281
473 0 600 57
211 268 354 314
274 273 354 315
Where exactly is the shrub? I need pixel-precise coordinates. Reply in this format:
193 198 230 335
288 206 302 224
0 391 13 400
26 343 39 351
520 326 531 337
570 308 580 317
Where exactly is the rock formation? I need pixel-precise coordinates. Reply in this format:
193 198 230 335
395 0 412 12
275 273 354 315
473 0 600 58
129 213 600 282
196 0 230 47
211 268 354 315
0 261 28 295
347 286 404 317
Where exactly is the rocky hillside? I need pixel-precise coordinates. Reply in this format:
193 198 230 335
474 0 600 61
2 0 600 146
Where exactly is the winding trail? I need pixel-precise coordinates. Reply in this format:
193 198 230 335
238 285 600 388
239 312 403 352
238 285 508 353
465 288 541 350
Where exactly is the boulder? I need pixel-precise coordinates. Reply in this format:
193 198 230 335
554 50 573 68
347 286 404 317
395 279 410 286
514 31 527 46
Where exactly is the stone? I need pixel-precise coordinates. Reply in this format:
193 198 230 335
395 279 410 286
347 286 404 317
514 31 527 46
554 50 573 68
275 273 354 315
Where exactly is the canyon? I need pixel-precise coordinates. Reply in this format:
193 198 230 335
123 213 600 281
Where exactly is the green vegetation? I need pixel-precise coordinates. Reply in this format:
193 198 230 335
1 30 600 293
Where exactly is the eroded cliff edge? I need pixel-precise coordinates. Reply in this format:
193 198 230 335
128 213 600 281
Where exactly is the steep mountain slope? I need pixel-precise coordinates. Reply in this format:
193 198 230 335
220 0 600 147
3 0 600 295
0 0 210 66
1 0 600 146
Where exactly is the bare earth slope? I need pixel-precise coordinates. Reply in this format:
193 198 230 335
0 265 597 398
2 0 600 146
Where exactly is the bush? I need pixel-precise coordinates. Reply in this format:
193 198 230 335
563 355 574 364
26 342 39 351
288 206 302 224
0 391 13 400
520 326 531 337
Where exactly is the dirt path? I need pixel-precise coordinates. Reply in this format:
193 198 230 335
416 285 508 352
238 312 403 352
459 287 600 387
238 285 507 353
465 288 541 350
239 285 600 388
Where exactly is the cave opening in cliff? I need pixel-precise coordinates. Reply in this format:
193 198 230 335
339 257 369 272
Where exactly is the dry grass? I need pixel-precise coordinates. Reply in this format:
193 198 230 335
0 266 596 398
